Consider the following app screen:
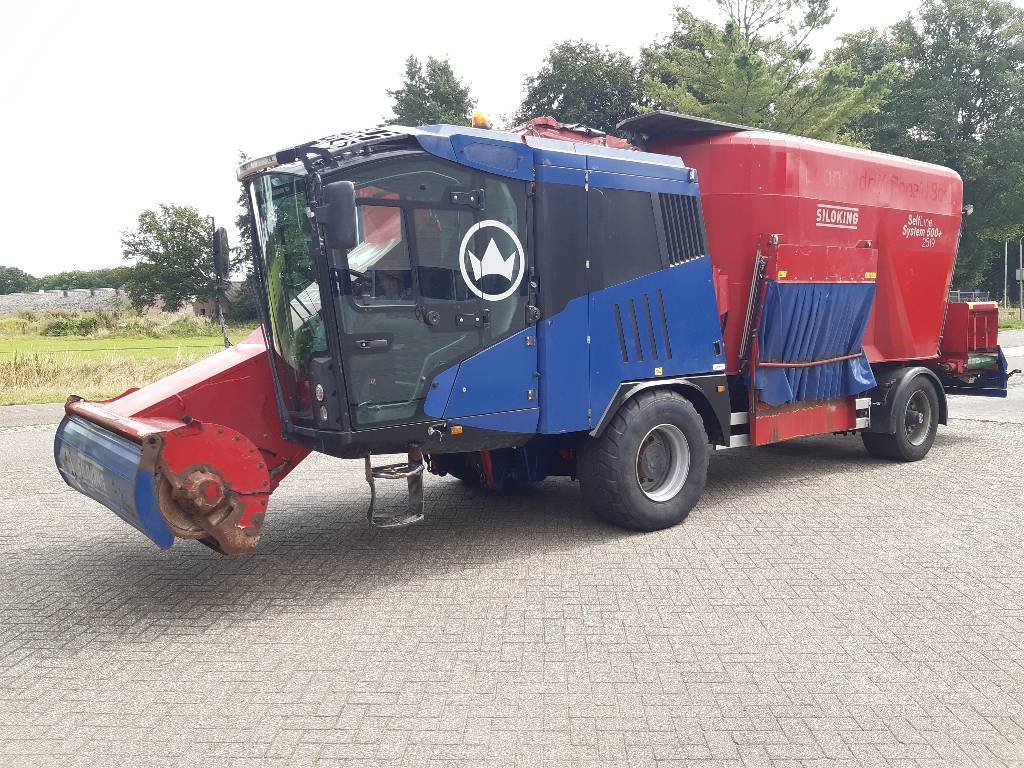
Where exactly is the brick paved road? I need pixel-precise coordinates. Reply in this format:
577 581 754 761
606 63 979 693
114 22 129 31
1 395 1022 766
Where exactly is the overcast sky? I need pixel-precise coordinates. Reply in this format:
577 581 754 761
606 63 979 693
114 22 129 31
2 0 933 276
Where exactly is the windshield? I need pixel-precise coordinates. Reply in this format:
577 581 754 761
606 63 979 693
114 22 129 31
250 173 323 424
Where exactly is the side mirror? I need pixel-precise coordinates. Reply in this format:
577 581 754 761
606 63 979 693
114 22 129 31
212 226 231 280
316 180 358 252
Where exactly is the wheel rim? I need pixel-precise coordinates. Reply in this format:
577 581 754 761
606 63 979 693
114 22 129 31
635 424 691 502
904 389 933 446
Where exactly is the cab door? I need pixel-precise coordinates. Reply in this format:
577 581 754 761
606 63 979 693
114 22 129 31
439 172 539 428
332 155 535 430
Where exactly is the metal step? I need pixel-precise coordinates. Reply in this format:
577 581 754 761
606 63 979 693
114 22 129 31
364 450 425 528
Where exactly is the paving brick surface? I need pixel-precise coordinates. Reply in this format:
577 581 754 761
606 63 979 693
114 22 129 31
1 415 1022 767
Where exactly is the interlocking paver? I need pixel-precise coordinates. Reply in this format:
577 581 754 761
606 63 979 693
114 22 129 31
1 408 1022 767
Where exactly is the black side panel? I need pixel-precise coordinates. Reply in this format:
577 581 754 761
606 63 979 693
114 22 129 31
309 356 343 430
656 193 708 264
535 182 588 319
588 188 663 290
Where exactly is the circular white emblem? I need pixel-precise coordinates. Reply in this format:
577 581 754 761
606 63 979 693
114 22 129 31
458 220 525 302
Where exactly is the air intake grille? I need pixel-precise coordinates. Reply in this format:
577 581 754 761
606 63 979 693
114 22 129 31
613 290 674 363
660 194 706 265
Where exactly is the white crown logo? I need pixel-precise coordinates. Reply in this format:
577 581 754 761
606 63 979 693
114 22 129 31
467 238 516 283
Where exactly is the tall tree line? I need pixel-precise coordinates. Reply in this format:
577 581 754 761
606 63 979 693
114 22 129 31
386 0 1024 293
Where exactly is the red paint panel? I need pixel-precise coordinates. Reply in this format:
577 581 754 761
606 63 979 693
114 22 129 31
750 397 859 446
940 301 999 357
936 301 1000 375
65 331 310 554
68 330 308 489
648 130 963 372
769 244 878 284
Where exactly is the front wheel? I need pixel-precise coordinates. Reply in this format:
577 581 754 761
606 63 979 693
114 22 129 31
862 376 939 461
578 390 709 531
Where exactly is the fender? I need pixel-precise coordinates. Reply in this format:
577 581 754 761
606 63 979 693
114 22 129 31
591 374 731 446
864 366 948 434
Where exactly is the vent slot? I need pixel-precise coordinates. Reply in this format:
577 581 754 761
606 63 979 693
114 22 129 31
615 293 674 365
614 304 629 362
642 293 659 359
660 194 707 265
628 299 645 362
657 290 673 359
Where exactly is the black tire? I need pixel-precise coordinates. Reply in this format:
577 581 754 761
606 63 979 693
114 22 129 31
440 454 480 486
862 376 940 462
578 390 709 532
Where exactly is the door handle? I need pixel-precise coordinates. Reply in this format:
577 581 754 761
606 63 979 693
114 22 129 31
355 338 389 351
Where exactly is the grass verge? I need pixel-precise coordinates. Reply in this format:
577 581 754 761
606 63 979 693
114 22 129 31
0 349 213 406
999 308 1024 330
0 310 259 405
0 333 254 359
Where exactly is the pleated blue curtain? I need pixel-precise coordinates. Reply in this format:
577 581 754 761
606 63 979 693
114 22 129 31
754 281 876 406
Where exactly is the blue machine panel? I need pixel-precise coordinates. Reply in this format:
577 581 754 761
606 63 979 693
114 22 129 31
54 415 174 548
415 126 534 180
413 124 723 437
588 171 698 195
529 138 588 170
584 144 690 180
423 364 458 419
447 408 539 434
441 327 539 422
538 298 590 434
587 259 726 425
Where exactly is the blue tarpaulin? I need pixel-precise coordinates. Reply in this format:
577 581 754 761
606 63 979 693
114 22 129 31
754 281 876 406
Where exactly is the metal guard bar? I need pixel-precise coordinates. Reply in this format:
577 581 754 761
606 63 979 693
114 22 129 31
757 352 863 369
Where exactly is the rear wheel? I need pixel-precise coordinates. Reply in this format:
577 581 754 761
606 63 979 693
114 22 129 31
578 390 709 531
862 376 939 461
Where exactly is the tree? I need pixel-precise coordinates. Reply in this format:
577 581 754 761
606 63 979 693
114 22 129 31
829 0 1024 288
0 266 38 295
226 153 262 323
225 279 261 323
642 1 892 143
514 41 642 134
233 151 254 271
35 266 134 291
387 56 474 126
121 204 218 312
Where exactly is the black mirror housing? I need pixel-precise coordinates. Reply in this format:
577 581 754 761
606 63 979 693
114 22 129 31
212 226 231 280
317 181 358 251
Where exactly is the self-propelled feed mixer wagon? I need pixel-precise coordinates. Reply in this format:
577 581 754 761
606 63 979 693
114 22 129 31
54 112 1015 555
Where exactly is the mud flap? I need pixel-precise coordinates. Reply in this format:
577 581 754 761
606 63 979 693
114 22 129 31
54 415 174 548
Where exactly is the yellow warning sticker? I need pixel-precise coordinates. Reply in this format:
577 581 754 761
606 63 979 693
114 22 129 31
865 271 877 279
777 270 788 278
654 367 664 376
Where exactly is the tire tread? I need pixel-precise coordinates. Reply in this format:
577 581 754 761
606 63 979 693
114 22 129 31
579 390 708 531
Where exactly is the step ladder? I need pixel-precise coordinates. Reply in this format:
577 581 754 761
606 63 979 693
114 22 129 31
363 448 425 528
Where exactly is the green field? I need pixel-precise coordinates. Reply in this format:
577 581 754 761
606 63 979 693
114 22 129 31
0 332 253 359
0 312 258 405
1000 308 1024 330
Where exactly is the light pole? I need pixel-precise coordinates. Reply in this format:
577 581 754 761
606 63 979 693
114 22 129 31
1018 235 1024 320
1005 237 1012 307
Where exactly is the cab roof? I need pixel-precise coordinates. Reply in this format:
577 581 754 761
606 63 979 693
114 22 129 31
238 123 693 186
